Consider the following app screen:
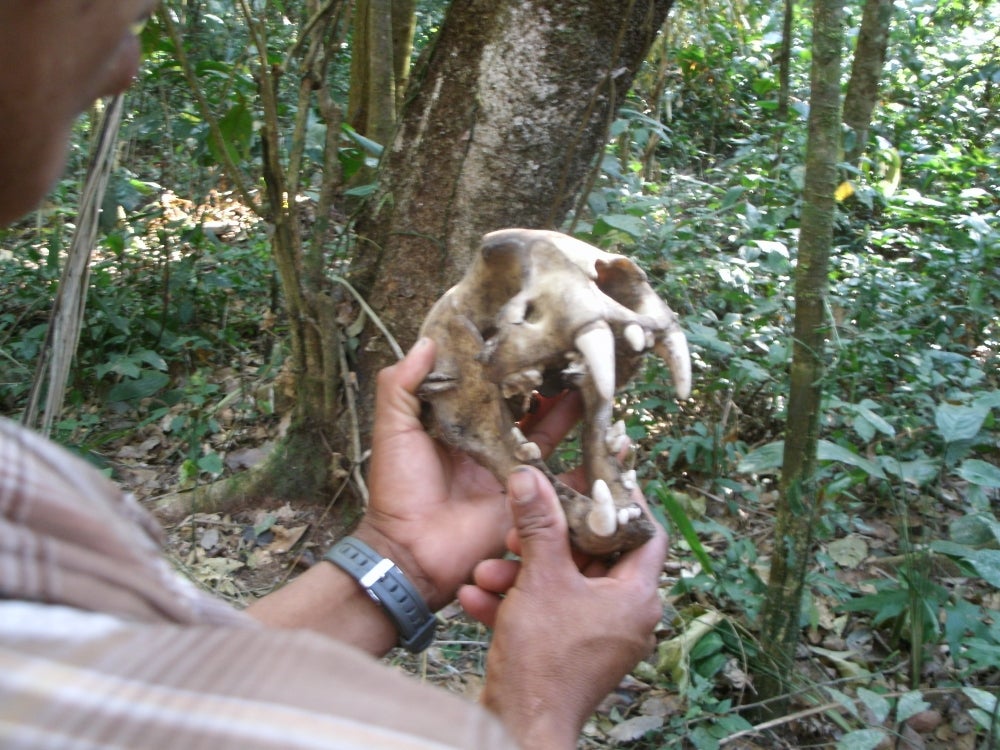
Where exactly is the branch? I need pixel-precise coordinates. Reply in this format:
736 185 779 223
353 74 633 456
158 4 260 215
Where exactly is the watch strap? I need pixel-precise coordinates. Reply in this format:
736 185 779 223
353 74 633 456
324 536 436 653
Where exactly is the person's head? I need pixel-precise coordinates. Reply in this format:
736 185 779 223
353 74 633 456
0 0 157 225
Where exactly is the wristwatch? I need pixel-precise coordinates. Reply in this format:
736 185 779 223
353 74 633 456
323 536 437 653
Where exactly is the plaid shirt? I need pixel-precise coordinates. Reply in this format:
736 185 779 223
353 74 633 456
0 418 515 749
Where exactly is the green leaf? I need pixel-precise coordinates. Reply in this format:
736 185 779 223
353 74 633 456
949 513 1000 546
856 688 890 724
655 486 716 576
880 456 941 486
197 452 224 475
136 349 168 372
341 124 384 156
836 728 885 750
817 440 886 479
737 440 783 473
935 402 988 442
896 691 930 723
856 403 895 437
962 686 998 714
956 459 1000 488
107 371 170 402
211 101 253 163
596 213 647 238
689 630 724 661
932 541 1000 588
961 549 1000 588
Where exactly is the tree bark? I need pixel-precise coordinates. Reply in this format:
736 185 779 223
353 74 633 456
347 0 415 143
350 0 676 425
843 0 893 166
777 0 793 119
756 0 844 717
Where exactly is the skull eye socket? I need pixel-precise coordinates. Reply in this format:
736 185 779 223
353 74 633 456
523 301 540 324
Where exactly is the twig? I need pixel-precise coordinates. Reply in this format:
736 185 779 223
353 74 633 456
329 275 404 360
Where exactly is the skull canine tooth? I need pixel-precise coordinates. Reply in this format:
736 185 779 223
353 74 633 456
654 327 693 400
586 479 618 537
624 323 646 352
574 324 616 402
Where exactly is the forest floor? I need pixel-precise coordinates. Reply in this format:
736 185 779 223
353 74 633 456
98 396 995 750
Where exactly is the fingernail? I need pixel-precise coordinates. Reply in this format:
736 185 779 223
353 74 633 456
411 336 432 351
509 467 538 504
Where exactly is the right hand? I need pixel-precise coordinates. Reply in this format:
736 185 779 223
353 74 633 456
458 466 668 750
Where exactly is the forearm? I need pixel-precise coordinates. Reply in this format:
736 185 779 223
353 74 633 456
245 556 400 656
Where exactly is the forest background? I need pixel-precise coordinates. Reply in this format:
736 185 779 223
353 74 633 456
0 0 998 747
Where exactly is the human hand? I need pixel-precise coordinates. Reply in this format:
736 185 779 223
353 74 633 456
354 338 583 611
458 466 667 750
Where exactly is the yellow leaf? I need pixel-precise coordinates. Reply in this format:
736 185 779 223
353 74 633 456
834 181 855 202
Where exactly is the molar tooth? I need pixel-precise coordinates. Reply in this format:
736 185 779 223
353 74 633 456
606 420 628 455
586 480 617 537
501 368 543 399
607 434 627 454
575 324 616 402
514 441 542 462
622 469 637 490
624 323 646 352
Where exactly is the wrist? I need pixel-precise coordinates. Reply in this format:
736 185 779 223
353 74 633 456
480 692 582 750
351 521 444 609
323 535 437 653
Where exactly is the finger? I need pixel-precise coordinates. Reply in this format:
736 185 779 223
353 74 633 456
457 584 502 628
507 466 574 575
505 504 596 572
607 511 668 585
472 557 520 594
373 338 436 437
521 390 583 460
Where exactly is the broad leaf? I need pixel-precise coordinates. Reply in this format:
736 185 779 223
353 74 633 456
935 402 988 442
957 459 1000 488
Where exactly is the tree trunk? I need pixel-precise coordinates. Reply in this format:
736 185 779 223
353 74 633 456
756 0 844 717
843 0 893 166
347 0 415 143
155 0 362 518
777 0 793 119
350 0 676 427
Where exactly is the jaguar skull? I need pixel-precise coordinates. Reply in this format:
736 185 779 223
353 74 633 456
417 228 691 556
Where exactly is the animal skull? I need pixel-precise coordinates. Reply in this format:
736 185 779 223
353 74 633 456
418 228 691 556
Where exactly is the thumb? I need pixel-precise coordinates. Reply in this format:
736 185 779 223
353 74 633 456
373 337 436 438
508 466 573 569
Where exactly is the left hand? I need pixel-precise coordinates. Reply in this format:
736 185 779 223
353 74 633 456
354 337 583 610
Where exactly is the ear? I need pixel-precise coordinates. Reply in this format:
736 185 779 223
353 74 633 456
594 257 649 308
